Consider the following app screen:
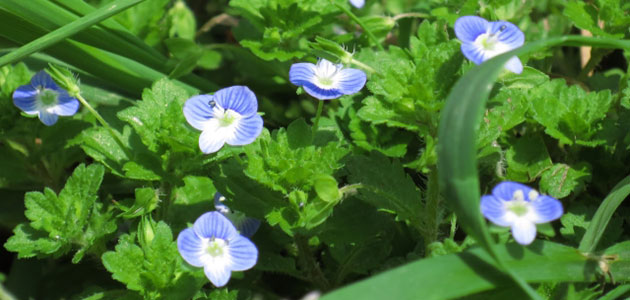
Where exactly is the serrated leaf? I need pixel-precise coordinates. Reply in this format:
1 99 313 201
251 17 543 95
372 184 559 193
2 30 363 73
505 134 553 182
4 164 115 263
539 163 591 198
529 79 613 146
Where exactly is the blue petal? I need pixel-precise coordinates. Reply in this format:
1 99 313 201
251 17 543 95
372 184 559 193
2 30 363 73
177 228 206 267
511 219 537 245
53 92 80 116
213 86 258 117
504 56 523 74
489 21 524 49
204 264 232 287
12 85 39 114
289 62 317 87
454 16 489 43
236 218 261 238
31 71 56 89
460 43 486 65
39 111 58 126
349 0 364 8
183 95 215 131
303 83 344 100
227 235 258 271
337 68 367 95
225 114 263 146
530 195 563 224
193 211 238 240
492 181 535 202
480 195 511 226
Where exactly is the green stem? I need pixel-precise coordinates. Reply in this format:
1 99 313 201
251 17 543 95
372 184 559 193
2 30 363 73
312 100 324 134
392 12 430 21
350 58 376 73
424 167 441 245
295 234 330 291
334 3 385 51
76 93 132 159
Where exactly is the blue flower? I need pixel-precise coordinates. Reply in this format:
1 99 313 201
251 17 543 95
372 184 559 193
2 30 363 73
183 86 263 154
177 211 258 287
454 16 525 74
289 59 366 100
214 193 261 238
350 0 364 8
481 182 563 245
12 71 80 126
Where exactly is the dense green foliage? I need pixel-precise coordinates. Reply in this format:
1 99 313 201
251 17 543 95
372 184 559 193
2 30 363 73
1 0 630 299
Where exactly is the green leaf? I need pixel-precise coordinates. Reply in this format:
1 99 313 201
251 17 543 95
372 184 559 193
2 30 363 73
4 164 115 263
563 1 621 38
313 174 341 203
579 176 630 252
321 241 618 300
102 221 204 298
539 163 591 199
345 152 424 233
505 134 553 182
167 1 196 40
529 79 614 146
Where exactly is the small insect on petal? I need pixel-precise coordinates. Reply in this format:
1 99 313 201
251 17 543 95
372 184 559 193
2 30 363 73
454 16 525 74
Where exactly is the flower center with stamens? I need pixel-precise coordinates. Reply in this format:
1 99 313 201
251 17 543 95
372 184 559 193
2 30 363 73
206 238 227 257
37 88 59 106
506 189 530 217
477 33 500 51
215 108 242 127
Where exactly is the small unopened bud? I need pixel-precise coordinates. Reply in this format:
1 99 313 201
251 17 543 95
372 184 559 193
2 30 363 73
47 64 81 97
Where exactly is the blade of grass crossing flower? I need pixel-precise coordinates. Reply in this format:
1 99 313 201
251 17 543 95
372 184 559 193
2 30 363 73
578 176 630 253
0 0 145 68
437 35 630 299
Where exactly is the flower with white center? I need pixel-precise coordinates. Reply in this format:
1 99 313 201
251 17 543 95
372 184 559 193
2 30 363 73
214 193 261 238
481 181 563 245
349 0 365 8
454 16 525 74
183 86 263 154
12 71 80 126
177 211 258 287
289 59 366 100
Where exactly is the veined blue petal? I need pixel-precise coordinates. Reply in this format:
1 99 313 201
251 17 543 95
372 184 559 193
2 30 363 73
31 71 56 88
177 228 206 267
289 63 317 87
193 211 238 240
480 195 512 226
511 219 537 245
183 95 215 131
12 85 39 114
349 0 364 8
227 235 258 271
204 263 232 287
225 114 263 146
460 43 486 65
530 195 563 224
490 21 525 49
213 86 258 117
53 92 80 116
336 68 366 95
454 16 489 43
39 111 59 126
504 56 523 74
303 84 344 100
492 181 534 202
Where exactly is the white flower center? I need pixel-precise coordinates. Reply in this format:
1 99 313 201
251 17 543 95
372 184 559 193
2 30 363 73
313 60 342 89
206 238 228 257
474 32 511 59
506 189 531 217
212 106 243 128
37 87 59 107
